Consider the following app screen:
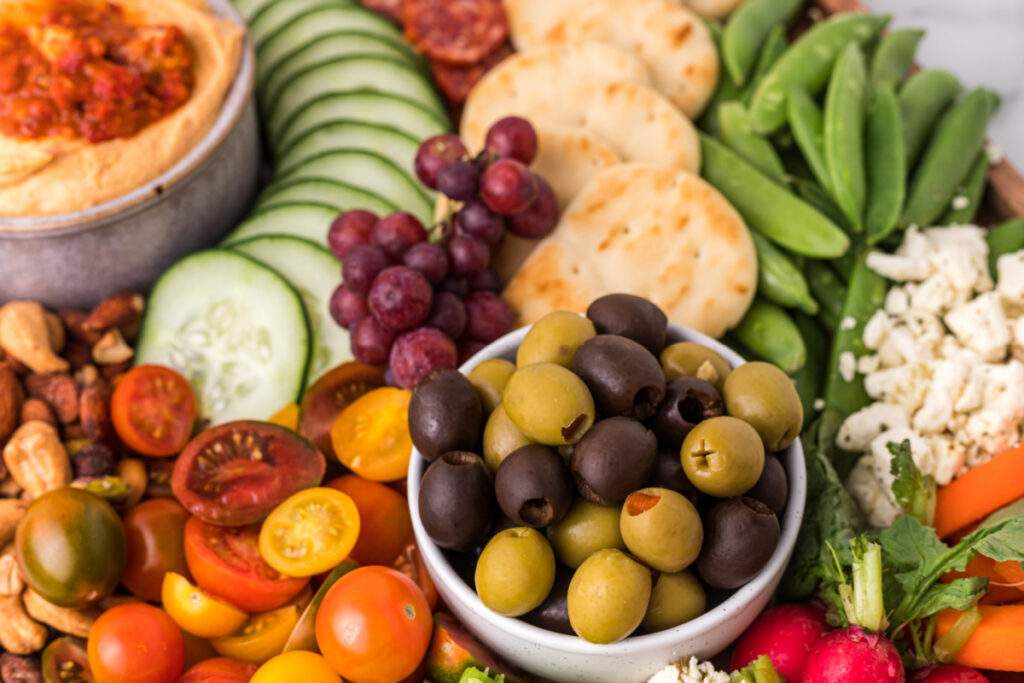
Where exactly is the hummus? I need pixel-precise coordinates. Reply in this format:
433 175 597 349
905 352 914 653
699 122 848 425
0 0 243 220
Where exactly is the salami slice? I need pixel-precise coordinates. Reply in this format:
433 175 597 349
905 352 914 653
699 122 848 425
431 43 512 105
405 0 509 65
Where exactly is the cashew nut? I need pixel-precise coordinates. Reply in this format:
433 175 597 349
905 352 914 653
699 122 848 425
0 498 27 547
2 421 71 499
23 588 98 638
0 544 24 597
92 329 133 366
0 594 47 654
0 302 69 374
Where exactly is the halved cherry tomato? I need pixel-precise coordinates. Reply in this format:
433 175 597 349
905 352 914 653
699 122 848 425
327 475 412 566
258 488 360 578
184 517 309 613
121 498 190 602
111 365 197 457
268 403 300 431
394 543 439 611
171 421 325 526
87 603 184 683
300 362 385 459
329 388 413 482
162 572 248 638
251 651 339 683
315 567 432 683
210 605 300 664
182 632 219 669
178 657 257 683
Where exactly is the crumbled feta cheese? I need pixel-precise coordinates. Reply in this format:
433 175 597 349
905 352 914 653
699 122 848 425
884 287 910 315
813 398 826 412
863 310 890 349
950 195 970 211
847 456 903 528
646 659 730 683
986 142 1005 164
839 351 857 382
837 403 910 452
997 252 1024 303
840 315 857 331
944 292 1010 361
866 251 930 281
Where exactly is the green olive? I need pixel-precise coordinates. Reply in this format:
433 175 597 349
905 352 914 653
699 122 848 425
483 404 533 473
642 570 706 632
547 499 625 568
681 416 765 497
620 487 703 573
468 359 516 414
660 342 732 390
723 361 804 451
476 527 555 617
517 311 596 368
502 363 595 446
568 549 651 644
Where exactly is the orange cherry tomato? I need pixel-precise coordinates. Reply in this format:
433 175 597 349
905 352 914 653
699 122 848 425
299 362 386 459
87 603 184 683
329 387 413 482
315 566 432 683
121 498 190 602
327 475 413 566
178 657 257 683
111 365 197 457
394 543 439 611
268 403 300 431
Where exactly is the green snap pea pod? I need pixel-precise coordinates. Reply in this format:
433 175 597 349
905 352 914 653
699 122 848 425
824 42 869 232
831 249 856 283
903 88 999 228
899 69 962 168
733 298 807 374
869 28 925 89
742 25 788 105
865 83 906 244
940 151 989 225
700 134 850 258
750 230 819 315
722 0 802 86
987 218 1024 276
718 102 788 182
805 260 845 330
787 87 833 195
792 313 828 428
749 13 890 135
791 177 851 233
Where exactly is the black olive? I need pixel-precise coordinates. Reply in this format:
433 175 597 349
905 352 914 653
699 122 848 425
495 445 574 527
571 335 666 419
697 497 779 589
586 293 668 354
571 417 657 505
746 456 788 516
523 567 573 634
647 448 700 506
652 377 724 447
419 451 495 551
409 370 483 461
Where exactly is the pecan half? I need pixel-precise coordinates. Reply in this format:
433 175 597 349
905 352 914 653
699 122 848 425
0 365 20 442
0 652 42 683
83 293 144 333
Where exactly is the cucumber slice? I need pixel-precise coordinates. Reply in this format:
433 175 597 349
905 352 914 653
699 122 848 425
251 0 353 49
230 235 351 384
267 56 444 142
275 121 420 178
256 178 398 215
234 0 279 23
136 249 311 424
274 90 448 154
276 149 433 224
224 202 339 245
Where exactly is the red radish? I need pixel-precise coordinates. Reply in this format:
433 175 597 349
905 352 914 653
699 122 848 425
802 626 905 683
732 603 829 680
912 665 990 683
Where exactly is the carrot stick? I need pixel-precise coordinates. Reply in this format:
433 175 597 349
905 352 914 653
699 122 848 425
934 445 1024 538
942 555 1023 604
936 605 1024 671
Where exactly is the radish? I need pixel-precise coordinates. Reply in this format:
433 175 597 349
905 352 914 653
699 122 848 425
912 664 990 683
731 603 829 680
802 626 905 683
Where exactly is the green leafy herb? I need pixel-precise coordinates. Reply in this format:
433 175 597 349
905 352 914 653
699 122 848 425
888 440 937 525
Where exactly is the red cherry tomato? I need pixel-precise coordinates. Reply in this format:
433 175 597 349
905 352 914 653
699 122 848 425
299 362 385 459
178 657 258 683
87 603 184 683
111 365 197 457
121 498 190 602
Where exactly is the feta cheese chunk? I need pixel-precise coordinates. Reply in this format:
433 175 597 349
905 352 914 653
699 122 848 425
944 292 1010 361
837 403 910 452
997 251 1024 303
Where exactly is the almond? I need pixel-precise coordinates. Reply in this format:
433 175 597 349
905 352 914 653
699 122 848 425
24 373 77 425
83 293 144 333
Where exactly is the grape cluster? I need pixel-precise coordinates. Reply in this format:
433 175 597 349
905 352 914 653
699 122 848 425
328 116 559 389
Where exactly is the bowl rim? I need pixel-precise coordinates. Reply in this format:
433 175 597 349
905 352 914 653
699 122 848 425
407 322 807 656
0 0 255 237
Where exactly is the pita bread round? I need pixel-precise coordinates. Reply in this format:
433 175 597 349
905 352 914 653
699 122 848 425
504 0 719 117
503 163 757 338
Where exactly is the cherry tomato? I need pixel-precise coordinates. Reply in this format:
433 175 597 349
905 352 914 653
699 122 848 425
299 362 385 459
121 498 189 602
162 572 248 639
329 388 413 482
268 403 300 431
251 651 339 683
87 603 184 683
181 632 219 669
315 567 432 683
171 421 325 526
184 517 309 613
210 605 300 664
328 475 413 566
111 365 197 457
393 543 439 611
178 657 257 683
258 488 360 578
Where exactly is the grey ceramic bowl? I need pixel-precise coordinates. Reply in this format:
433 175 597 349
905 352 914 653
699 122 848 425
0 0 259 309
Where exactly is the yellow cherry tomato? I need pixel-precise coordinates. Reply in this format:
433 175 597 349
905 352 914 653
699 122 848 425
162 571 249 639
210 605 300 664
251 650 340 683
269 403 300 431
329 387 413 481
258 487 360 578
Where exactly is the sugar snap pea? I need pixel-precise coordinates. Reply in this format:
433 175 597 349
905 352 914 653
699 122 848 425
700 134 850 258
869 28 925 89
865 83 906 244
824 43 868 232
749 13 889 134
903 88 999 228
722 0 802 86
831 248 856 284
899 69 962 168
750 230 819 315
987 218 1024 276
791 177 849 231
941 151 989 225
792 313 828 428
733 298 807 374
742 25 788 105
718 102 788 182
805 260 845 330
788 87 832 195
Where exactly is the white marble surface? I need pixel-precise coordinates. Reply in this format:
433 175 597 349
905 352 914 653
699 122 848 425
866 0 1024 166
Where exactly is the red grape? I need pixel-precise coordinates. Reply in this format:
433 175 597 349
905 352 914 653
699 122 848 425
415 134 467 189
454 200 505 248
403 242 449 284
328 209 376 259
389 327 457 389
341 244 390 295
508 175 558 239
329 284 368 329
439 276 470 298
449 235 491 275
458 339 488 365
371 212 428 258
436 159 480 201
367 266 433 332
480 159 538 215
468 268 501 292
464 291 514 343
485 116 538 165
426 292 468 339
351 316 395 366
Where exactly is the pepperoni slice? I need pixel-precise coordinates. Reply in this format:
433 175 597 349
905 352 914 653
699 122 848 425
404 0 509 65
431 43 513 105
